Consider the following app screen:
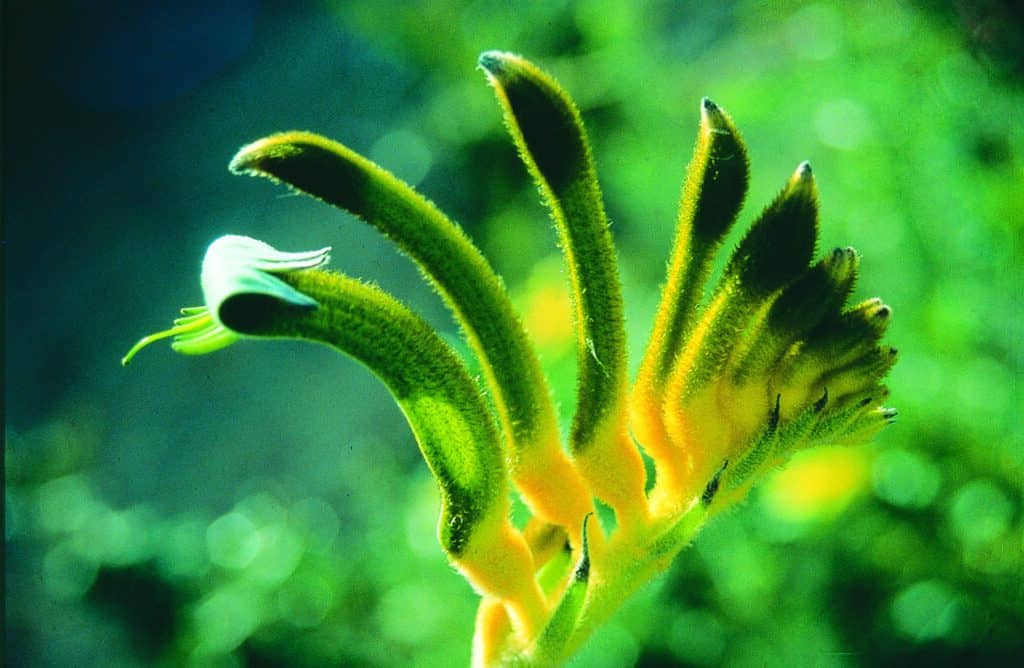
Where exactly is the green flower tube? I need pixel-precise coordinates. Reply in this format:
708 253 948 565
123 235 547 633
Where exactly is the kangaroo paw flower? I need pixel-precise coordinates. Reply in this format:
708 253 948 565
124 52 898 667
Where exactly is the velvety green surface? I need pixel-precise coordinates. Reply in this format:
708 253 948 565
4 1 1022 666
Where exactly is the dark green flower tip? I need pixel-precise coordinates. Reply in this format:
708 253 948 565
229 133 375 215
815 345 898 408
768 248 857 335
688 97 749 242
638 97 750 390
801 298 893 363
481 49 631 472
775 308 895 407
725 161 819 298
732 245 862 382
824 401 898 446
823 246 859 289
479 50 589 195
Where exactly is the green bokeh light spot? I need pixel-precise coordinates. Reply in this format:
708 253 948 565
276 572 335 628
891 580 960 642
871 449 941 509
668 609 725 665
244 524 304 587
65 505 154 567
236 493 285 527
35 475 100 535
814 98 873 151
157 517 211 580
370 129 433 187
6 487 27 540
378 582 447 645
207 511 262 570
42 541 98 600
193 584 262 655
290 497 340 554
949 479 1013 547
785 3 842 61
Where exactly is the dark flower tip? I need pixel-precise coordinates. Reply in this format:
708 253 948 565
478 51 508 75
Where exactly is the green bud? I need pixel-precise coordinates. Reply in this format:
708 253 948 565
726 161 819 298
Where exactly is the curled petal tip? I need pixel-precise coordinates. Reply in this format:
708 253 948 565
201 234 329 333
123 235 330 366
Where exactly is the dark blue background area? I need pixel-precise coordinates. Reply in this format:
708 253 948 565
4 0 424 428
37 0 258 111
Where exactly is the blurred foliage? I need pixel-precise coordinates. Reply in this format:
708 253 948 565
4 0 1022 666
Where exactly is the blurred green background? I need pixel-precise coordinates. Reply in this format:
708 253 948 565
4 1 1022 666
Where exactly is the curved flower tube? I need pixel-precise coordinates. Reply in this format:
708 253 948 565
124 234 548 635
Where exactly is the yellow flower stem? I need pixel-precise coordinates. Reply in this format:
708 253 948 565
472 598 514 668
661 163 819 500
550 499 711 664
480 51 647 523
632 99 748 507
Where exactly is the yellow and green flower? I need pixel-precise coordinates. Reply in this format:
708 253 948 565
125 51 896 666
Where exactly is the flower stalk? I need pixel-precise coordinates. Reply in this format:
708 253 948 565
479 51 647 525
125 52 897 666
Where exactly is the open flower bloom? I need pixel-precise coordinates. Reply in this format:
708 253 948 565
121 235 331 365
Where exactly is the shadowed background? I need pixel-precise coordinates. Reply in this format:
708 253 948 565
4 1 1022 666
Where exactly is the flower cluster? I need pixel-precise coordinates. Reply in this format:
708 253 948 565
125 52 895 666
